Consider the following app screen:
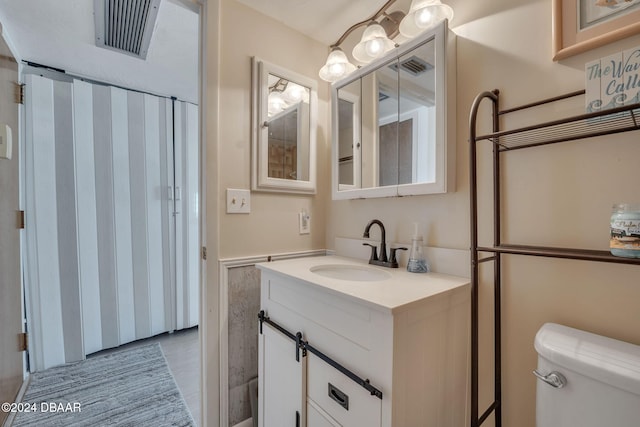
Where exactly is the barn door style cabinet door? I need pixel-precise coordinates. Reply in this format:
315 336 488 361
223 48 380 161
258 323 306 426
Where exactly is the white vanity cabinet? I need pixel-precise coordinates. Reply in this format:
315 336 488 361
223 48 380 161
257 256 470 427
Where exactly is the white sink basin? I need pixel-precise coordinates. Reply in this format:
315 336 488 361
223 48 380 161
309 264 392 282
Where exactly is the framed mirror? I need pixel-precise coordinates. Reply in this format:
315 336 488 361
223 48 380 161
252 58 317 193
336 80 361 191
331 20 455 200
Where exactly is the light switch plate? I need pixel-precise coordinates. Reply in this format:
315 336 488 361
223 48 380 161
226 189 250 214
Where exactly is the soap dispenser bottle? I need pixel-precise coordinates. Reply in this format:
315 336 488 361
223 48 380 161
407 223 429 273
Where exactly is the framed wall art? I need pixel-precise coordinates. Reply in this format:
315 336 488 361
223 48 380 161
553 0 640 60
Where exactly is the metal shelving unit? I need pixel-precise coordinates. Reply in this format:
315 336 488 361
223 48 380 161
468 89 640 427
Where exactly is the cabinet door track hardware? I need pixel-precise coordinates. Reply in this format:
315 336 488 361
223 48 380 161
295 332 307 362
258 310 305 361
258 310 383 400
304 340 383 399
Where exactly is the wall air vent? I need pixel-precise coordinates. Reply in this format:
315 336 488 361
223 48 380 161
94 0 161 59
389 56 434 77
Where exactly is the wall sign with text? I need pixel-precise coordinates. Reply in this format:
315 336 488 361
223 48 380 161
585 46 640 112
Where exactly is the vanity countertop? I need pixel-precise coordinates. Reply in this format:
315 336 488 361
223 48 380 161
256 255 469 313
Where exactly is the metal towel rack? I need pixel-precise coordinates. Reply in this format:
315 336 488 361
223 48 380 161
468 89 640 427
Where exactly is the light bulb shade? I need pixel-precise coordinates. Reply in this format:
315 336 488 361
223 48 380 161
319 47 357 82
352 23 395 64
399 0 453 38
267 92 286 117
282 82 309 104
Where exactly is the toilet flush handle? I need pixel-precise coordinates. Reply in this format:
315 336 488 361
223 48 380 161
533 370 567 388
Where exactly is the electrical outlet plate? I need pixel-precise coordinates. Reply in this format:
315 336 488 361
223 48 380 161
226 189 250 214
299 211 310 234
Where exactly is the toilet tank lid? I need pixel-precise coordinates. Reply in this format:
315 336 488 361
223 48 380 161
535 323 640 395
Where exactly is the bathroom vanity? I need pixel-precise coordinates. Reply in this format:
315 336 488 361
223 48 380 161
256 256 470 427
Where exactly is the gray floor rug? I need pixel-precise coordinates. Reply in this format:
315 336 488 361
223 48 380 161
12 343 195 427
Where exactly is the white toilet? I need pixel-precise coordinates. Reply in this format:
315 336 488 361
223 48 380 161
534 323 640 427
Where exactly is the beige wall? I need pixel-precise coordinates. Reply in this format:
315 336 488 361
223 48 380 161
207 0 640 426
217 0 330 259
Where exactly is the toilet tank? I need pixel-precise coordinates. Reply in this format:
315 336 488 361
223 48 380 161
535 323 640 427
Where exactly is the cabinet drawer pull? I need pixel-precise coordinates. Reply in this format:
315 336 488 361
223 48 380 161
328 383 349 410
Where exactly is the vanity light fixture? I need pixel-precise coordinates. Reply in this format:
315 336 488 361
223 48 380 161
352 22 396 64
319 47 357 83
267 91 286 117
267 78 310 117
318 0 453 82
282 82 308 104
399 0 454 38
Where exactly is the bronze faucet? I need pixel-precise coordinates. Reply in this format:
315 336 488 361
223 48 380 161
362 219 406 268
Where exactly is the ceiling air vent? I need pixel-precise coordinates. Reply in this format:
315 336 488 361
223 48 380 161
389 56 434 77
94 0 161 59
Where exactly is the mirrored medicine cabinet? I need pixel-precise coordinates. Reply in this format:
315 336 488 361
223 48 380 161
252 57 318 194
331 20 455 200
